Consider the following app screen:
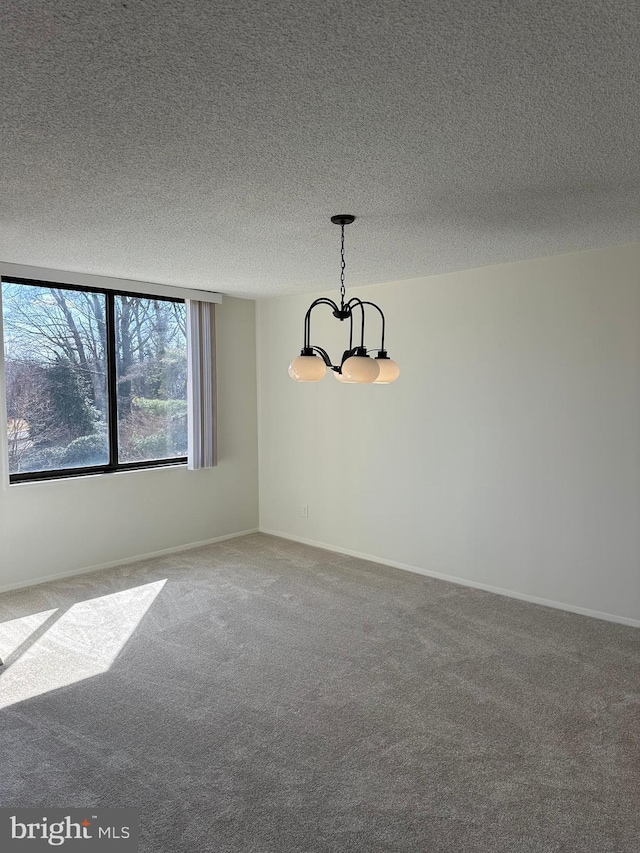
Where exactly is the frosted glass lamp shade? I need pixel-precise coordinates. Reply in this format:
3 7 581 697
288 355 327 382
341 355 380 383
373 358 400 384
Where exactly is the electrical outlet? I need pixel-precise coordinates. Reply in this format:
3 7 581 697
301 504 309 518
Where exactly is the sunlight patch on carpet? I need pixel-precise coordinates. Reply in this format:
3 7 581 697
0 608 58 658
0 580 166 709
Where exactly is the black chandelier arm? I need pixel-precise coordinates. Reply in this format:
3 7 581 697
345 297 366 348
347 304 354 350
358 300 386 351
303 298 340 348
304 295 386 355
310 345 334 367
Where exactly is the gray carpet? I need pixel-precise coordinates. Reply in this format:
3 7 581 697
0 533 638 852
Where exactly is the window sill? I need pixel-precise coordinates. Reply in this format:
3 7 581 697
8 459 188 486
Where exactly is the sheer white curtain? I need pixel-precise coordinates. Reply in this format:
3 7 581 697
186 300 217 469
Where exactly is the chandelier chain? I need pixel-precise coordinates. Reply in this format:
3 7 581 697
340 224 346 305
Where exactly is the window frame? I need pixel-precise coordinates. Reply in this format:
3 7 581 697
2 276 188 484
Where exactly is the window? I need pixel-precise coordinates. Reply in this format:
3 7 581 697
2 278 188 482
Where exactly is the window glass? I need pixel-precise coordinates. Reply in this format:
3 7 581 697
114 295 188 463
2 281 109 474
2 279 188 481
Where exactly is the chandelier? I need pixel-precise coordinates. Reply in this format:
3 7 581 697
288 215 400 384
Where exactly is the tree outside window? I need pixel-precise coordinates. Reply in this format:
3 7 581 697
2 280 187 480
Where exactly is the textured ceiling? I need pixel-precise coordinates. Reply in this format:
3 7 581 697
1 1 640 298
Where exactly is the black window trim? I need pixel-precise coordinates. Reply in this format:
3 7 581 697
3 276 188 484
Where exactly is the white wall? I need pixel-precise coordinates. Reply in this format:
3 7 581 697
257 243 640 625
0 292 259 590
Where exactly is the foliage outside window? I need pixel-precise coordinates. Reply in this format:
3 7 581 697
2 278 188 481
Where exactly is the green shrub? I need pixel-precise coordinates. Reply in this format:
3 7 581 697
21 446 66 472
132 397 187 418
60 434 108 467
132 432 170 458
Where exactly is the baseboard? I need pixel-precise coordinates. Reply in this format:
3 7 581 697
0 528 260 594
259 528 640 629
